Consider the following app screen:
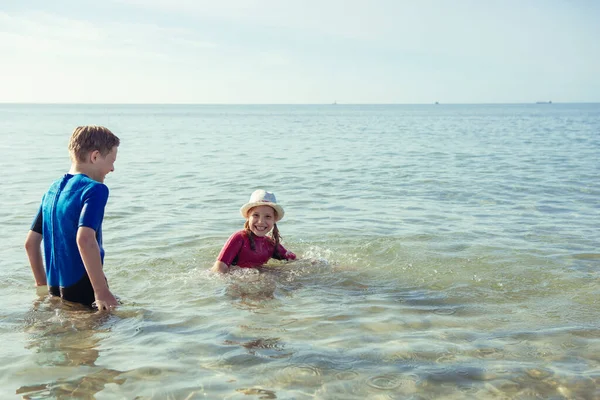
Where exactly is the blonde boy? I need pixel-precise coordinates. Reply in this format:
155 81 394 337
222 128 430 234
25 126 120 310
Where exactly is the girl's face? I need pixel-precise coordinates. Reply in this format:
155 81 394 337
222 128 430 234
247 205 276 237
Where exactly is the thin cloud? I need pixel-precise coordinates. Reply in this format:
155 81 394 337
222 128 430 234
0 11 217 61
0 1 598 103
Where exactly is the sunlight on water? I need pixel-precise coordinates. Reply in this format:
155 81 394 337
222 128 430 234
1 104 599 399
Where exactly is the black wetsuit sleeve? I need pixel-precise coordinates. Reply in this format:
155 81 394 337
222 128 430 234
31 208 43 234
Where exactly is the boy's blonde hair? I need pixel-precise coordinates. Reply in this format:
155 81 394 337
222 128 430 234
68 125 120 162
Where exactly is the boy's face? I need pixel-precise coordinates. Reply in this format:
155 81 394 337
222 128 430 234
247 205 275 237
93 146 118 183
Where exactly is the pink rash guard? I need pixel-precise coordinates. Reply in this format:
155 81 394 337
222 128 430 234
217 230 295 268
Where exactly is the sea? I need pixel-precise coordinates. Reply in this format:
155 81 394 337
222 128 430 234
0 103 599 399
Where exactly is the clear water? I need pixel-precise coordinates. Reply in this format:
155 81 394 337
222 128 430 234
1 103 599 399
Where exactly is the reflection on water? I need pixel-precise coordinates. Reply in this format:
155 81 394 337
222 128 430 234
223 262 316 310
9 250 600 399
225 267 277 309
236 387 277 399
223 337 291 359
17 369 126 400
16 289 126 399
2 104 600 398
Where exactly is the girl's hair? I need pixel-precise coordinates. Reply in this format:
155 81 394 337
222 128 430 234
68 125 120 162
244 211 282 258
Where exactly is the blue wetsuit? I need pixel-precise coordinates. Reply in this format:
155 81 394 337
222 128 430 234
31 174 109 306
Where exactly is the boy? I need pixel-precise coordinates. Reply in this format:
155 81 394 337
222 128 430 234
25 126 120 311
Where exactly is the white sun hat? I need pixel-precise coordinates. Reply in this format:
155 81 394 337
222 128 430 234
240 189 285 221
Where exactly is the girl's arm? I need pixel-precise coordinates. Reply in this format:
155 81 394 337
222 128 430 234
211 231 245 273
276 243 296 260
211 261 229 273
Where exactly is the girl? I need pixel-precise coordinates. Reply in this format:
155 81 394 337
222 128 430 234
211 190 296 273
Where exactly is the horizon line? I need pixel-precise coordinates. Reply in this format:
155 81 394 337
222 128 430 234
1 101 599 106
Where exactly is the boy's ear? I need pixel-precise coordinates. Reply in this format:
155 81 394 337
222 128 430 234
90 150 101 163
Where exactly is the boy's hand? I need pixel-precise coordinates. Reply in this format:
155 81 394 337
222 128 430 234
93 291 118 311
285 251 296 260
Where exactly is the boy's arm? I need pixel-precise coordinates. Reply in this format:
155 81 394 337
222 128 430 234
76 226 118 310
25 230 47 286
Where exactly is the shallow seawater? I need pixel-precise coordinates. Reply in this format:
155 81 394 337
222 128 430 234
1 103 599 399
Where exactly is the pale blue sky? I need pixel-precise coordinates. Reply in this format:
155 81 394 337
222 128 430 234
1 0 599 104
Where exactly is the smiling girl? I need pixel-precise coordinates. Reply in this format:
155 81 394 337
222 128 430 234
211 190 296 273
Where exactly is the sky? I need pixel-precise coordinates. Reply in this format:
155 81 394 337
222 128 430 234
0 0 599 104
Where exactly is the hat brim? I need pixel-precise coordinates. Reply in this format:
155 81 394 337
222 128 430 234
240 202 285 221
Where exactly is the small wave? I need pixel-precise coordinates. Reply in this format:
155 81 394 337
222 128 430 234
572 253 600 260
335 370 359 380
366 374 402 390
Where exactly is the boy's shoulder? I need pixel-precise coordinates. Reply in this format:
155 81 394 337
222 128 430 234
70 173 104 186
45 174 108 200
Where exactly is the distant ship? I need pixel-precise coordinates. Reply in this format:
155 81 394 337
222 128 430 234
536 101 552 104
